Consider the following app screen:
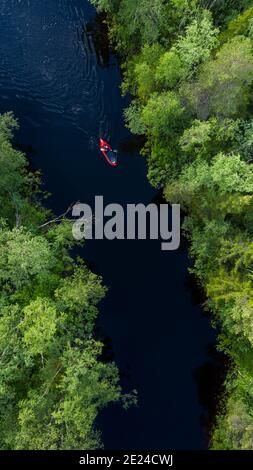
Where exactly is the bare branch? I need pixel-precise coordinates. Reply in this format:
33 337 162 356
38 201 80 229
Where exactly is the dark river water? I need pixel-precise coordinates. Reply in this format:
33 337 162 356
0 0 218 449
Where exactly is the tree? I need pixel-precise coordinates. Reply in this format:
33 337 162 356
220 5 253 42
0 227 55 291
0 113 45 226
20 298 57 357
14 342 121 450
90 0 117 14
124 102 146 135
0 226 121 449
155 50 184 88
165 153 253 220
111 0 166 53
184 36 253 119
212 399 253 450
201 1 250 25
54 266 106 338
175 9 219 74
234 119 253 162
179 118 241 160
141 91 185 139
125 44 164 101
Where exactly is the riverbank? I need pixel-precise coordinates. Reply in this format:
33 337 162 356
91 0 253 449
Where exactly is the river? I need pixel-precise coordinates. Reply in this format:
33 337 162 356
0 0 218 449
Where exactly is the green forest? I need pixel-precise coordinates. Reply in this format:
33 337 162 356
91 0 253 449
1 0 253 452
0 113 122 449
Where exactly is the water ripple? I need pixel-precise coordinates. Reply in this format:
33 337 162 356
0 0 109 139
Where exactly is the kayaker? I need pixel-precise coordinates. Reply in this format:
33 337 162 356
99 138 118 166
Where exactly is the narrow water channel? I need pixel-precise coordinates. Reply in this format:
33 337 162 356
0 0 217 449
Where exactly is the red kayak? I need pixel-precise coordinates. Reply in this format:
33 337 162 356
99 138 118 167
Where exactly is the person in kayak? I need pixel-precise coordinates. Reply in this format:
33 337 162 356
100 144 108 152
100 138 118 166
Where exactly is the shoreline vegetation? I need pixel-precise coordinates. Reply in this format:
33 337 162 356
90 0 253 449
0 112 123 449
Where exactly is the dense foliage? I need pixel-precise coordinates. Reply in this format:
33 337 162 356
0 113 121 449
91 0 253 449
